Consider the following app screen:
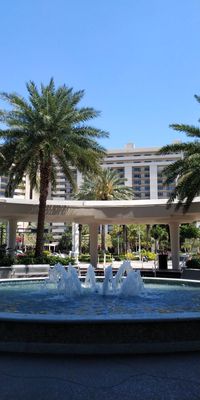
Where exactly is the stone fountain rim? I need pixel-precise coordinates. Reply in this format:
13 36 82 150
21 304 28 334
0 277 199 354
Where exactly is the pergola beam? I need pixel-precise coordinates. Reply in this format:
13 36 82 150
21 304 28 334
1 198 200 269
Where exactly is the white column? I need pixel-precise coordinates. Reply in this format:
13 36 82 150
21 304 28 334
105 224 108 235
150 164 158 199
25 174 39 200
25 175 31 199
169 222 180 270
72 222 79 262
7 219 17 256
89 223 99 268
124 165 132 187
77 171 83 189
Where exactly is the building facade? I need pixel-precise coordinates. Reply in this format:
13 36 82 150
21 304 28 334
103 142 181 200
0 142 182 240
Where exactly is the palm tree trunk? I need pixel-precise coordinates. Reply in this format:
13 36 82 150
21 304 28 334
35 159 51 258
101 224 106 252
122 225 127 254
79 224 82 254
146 224 151 250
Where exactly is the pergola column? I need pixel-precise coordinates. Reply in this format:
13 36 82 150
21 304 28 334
89 223 99 268
169 222 180 270
72 222 79 262
7 219 17 257
150 164 158 199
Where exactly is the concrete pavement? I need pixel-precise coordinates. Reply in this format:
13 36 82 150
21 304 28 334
0 352 200 399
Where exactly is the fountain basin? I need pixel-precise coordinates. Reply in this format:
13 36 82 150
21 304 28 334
0 277 200 354
1 315 200 354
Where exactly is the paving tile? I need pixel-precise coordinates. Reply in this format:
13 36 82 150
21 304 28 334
0 352 200 400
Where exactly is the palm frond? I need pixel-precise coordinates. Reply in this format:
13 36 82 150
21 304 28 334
169 124 200 138
194 94 200 104
76 168 133 201
158 142 200 155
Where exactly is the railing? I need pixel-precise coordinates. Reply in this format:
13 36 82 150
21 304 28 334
152 258 158 276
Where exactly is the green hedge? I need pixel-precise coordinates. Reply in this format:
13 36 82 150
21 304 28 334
78 253 113 263
78 254 90 262
15 256 48 265
47 256 75 266
112 255 126 261
15 255 75 266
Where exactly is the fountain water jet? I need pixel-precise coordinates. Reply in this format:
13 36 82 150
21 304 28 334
50 261 144 297
113 260 134 292
49 263 82 296
84 264 97 292
102 265 114 295
120 270 144 297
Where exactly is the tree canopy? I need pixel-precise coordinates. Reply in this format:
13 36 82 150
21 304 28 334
0 78 108 256
159 94 200 210
76 168 133 200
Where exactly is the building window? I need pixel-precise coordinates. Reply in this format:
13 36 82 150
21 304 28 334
132 167 141 171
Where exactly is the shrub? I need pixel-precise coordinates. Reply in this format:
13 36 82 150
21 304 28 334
47 255 75 266
78 254 90 262
0 255 14 266
125 252 137 260
141 250 156 261
43 250 52 257
15 255 75 266
113 255 126 261
98 254 113 263
15 256 49 265
145 251 156 261
186 258 200 269
79 253 113 263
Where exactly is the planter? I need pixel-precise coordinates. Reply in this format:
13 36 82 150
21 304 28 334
182 269 200 280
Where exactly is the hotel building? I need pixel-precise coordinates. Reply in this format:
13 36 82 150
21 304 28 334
0 142 182 239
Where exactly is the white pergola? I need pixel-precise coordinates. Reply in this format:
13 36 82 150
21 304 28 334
1 197 200 269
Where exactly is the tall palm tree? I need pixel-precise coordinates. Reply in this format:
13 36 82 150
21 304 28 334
0 79 108 257
77 168 133 200
150 225 169 253
76 168 133 251
159 94 200 210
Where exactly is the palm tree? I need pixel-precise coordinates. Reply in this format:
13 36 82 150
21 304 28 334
0 79 108 257
150 225 169 253
76 168 133 251
159 94 200 210
76 168 133 200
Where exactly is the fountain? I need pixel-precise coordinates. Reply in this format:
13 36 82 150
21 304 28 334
84 264 97 292
49 261 144 297
0 261 199 354
49 263 82 296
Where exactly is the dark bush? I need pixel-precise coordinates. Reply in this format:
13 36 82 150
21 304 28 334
186 258 200 269
15 255 75 266
79 253 113 263
0 255 14 266
78 254 90 262
15 256 49 265
47 256 75 266
113 255 126 261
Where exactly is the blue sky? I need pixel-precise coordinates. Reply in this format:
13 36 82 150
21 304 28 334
0 0 200 150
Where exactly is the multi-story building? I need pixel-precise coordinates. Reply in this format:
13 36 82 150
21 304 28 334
0 142 182 240
103 142 181 200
